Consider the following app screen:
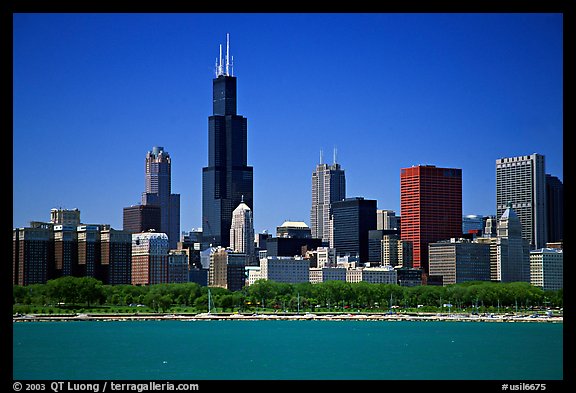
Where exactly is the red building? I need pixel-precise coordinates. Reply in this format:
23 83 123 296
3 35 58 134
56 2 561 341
400 165 462 278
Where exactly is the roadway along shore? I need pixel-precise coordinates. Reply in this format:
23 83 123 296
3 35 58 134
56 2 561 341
13 312 563 323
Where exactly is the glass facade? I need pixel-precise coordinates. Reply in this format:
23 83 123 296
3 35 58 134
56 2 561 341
331 197 377 263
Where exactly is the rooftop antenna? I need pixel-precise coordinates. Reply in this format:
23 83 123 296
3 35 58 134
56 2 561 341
333 147 338 164
215 43 224 77
320 149 324 165
225 33 230 76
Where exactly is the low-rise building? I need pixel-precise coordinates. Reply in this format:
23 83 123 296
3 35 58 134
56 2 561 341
530 248 563 291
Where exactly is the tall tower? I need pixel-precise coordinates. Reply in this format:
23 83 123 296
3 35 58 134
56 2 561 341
496 203 530 282
230 199 255 256
141 146 180 249
310 149 346 243
496 154 546 249
202 34 253 248
400 165 462 276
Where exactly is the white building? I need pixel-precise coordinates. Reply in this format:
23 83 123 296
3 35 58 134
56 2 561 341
310 154 346 244
131 231 169 285
230 200 254 256
496 204 530 282
362 266 397 284
246 266 262 286
530 248 563 291
315 247 337 268
346 268 363 283
259 256 310 284
309 267 347 284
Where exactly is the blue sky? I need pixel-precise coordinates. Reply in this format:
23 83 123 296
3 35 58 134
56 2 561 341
13 13 563 234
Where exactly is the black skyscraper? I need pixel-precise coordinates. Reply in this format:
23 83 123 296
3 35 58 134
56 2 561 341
332 197 377 263
202 35 253 248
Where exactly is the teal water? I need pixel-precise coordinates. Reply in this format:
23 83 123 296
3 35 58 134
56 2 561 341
13 320 563 380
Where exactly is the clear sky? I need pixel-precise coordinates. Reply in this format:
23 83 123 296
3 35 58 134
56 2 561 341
13 13 563 235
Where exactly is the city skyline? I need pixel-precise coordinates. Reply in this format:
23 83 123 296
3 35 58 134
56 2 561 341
13 13 563 234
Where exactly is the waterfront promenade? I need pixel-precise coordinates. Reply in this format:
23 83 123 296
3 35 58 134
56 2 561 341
13 311 563 323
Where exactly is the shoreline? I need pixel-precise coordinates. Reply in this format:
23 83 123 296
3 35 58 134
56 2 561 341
13 312 563 323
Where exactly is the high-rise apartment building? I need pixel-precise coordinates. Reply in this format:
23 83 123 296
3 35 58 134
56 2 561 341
141 146 180 249
310 152 346 243
100 229 132 285
331 197 377 263
131 232 169 285
400 165 462 275
53 224 78 278
202 34 253 248
13 226 54 285
545 174 563 243
496 154 547 249
77 225 101 278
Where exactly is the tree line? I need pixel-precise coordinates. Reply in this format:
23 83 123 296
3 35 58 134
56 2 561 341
13 276 563 314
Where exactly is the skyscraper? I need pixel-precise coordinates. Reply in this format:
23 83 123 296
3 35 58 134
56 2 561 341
496 203 530 282
496 154 547 249
202 34 253 248
141 146 180 249
230 199 254 256
545 174 563 243
400 165 462 276
310 150 346 243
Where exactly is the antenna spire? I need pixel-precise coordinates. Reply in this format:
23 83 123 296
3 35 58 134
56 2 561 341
225 33 230 76
333 147 338 164
215 34 233 77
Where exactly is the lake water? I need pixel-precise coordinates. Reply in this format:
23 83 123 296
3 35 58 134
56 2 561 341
12 320 563 380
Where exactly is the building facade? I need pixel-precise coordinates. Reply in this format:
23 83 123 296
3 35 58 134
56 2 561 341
230 200 255 257
131 232 170 285
13 226 54 285
376 209 399 231
428 239 491 286
362 266 398 284
50 208 81 226
496 204 531 283
545 174 563 243
496 154 547 249
331 197 377 263
276 221 312 239
259 256 310 284
529 248 563 291
400 165 462 276
309 267 347 284
123 204 161 234
53 224 78 278
310 154 346 243
168 249 189 284
100 229 132 285
202 35 253 248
